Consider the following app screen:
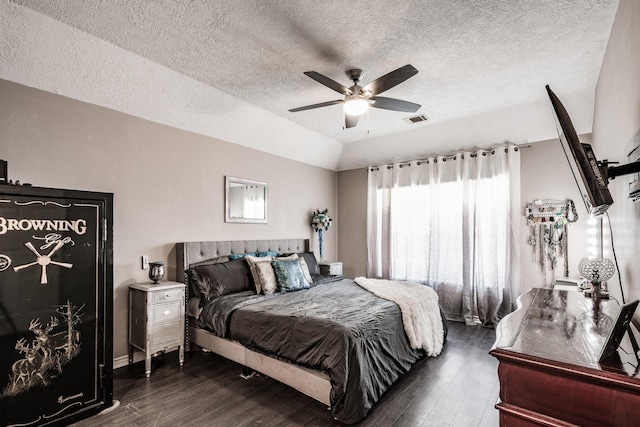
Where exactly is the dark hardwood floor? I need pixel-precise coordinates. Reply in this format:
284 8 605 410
71 322 499 426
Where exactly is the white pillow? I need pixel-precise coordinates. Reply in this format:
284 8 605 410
255 261 278 294
245 255 273 294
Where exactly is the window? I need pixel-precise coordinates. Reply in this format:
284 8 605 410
367 148 520 326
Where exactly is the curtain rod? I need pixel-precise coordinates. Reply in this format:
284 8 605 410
368 143 531 171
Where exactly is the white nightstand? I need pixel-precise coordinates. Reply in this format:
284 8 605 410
319 261 343 276
128 281 186 377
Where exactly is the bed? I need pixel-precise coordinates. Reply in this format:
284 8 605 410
176 239 446 424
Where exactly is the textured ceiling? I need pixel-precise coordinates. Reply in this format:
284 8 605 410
3 0 619 169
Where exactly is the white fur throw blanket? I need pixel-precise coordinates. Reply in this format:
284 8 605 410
354 277 444 357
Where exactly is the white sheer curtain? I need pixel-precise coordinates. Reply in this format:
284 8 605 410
367 146 521 326
242 185 265 219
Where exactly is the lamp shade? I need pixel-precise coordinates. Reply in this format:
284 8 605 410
578 257 615 283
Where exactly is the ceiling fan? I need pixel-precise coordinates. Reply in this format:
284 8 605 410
289 64 421 129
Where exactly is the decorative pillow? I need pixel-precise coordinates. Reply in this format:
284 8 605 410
275 254 302 283
257 250 278 257
186 258 253 301
254 261 279 295
228 252 258 260
244 255 274 294
297 257 314 284
275 253 312 282
189 255 230 268
187 297 203 318
271 259 310 292
185 256 231 299
185 272 203 301
297 252 321 276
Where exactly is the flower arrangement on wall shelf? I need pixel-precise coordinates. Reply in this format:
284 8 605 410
311 208 332 259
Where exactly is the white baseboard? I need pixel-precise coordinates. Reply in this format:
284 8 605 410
113 349 181 370
113 351 145 370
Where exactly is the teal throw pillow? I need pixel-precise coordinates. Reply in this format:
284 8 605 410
271 259 310 292
228 252 258 260
257 250 278 257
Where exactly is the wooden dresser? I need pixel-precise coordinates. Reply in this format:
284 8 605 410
490 288 640 427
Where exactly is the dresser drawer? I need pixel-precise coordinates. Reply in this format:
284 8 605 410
153 289 182 304
152 301 181 323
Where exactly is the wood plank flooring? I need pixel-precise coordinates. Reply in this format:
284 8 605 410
70 322 499 426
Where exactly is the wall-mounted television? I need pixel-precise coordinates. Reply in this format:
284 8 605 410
545 85 613 216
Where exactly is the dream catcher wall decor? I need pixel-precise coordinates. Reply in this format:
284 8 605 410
525 199 578 286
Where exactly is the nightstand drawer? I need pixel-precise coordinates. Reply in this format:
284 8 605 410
319 261 342 275
153 289 182 304
151 321 182 348
152 301 181 323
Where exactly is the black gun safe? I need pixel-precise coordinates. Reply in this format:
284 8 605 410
0 185 113 426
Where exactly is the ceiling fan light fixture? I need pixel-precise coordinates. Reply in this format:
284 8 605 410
343 97 369 116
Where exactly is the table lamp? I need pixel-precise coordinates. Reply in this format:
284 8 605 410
578 257 615 299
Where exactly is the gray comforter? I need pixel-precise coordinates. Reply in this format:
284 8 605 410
198 277 446 424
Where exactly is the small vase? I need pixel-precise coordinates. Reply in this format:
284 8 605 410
318 229 324 260
149 262 165 284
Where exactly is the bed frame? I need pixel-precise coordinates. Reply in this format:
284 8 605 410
175 239 331 406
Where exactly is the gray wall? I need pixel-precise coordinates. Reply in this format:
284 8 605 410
519 139 590 292
0 79 338 364
592 0 640 307
337 168 368 278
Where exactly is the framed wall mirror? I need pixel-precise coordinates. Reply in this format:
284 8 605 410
225 176 268 223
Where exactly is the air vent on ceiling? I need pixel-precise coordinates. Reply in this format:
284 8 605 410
406 114 429 123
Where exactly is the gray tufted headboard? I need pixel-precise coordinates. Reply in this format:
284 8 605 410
176 238 310 286
175 238 309 351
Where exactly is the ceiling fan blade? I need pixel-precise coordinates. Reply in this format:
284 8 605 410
304 71 353 95
344 114 359 129
370 96 421 112
289 99 344 112
362 64 418 96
